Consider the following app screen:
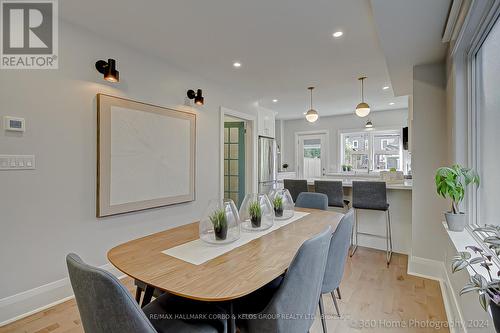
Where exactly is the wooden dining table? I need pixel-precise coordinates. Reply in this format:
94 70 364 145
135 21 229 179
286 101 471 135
108 207 343 332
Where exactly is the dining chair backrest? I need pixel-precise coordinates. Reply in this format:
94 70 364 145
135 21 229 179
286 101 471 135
295 192 328 211
314 180 344 208
321 209 355 294
246 226 333 333
283 179 308 202
66 253 157 333
352 181 389 211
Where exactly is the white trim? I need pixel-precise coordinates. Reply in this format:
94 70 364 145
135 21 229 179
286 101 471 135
219 107 258 201
408 256 465 333
0 263 125 327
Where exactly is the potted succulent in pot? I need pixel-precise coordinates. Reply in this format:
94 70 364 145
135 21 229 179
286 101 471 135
452 246 500 332
209 208 228 241
273 196 283 218
249 201 262 228
435 164 480 232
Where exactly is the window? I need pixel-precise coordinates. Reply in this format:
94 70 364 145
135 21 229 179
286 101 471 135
341 129 403 172
471 14 500 227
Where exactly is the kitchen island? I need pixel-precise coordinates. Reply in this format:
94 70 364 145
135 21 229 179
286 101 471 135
277 174 412 255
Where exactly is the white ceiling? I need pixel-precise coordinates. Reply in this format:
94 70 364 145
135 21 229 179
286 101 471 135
370 0 452 96
59 0 448 119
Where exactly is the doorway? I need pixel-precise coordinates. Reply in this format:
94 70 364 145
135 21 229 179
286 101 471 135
224 120 245 206
296 132 328 179
220 107 257 208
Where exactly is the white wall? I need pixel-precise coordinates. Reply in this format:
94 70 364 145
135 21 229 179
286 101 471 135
281 109 408 172
0 20 257 321
411 63 450 262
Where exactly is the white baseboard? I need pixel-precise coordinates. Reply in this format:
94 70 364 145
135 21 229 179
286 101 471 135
408 255 466 333
0 263 125 327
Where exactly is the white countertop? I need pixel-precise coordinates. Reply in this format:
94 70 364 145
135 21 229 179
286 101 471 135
304 178 412 190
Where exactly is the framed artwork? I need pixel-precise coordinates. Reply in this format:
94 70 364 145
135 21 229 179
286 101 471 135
97 94 196 217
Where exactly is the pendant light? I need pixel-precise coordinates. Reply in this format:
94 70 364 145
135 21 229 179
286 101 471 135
305 87 319 123
355 77 370 117
365 119 373 128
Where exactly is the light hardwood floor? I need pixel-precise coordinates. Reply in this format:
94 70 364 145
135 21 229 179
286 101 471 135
0 248 449 333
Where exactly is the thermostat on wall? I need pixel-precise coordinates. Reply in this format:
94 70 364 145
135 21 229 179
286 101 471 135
4 116 25 132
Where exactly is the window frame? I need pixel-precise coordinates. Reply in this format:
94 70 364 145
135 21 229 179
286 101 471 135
339 127 404 173
462 1 500 266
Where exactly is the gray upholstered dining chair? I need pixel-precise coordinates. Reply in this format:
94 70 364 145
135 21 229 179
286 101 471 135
295 192 329 211
233 226 333 333
317 209 355 333
283 179 308 202
314 180 350 211
66 253 226 333
350 181 393 265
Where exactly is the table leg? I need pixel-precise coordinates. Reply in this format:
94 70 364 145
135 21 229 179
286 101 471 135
227 301 236 333
135 286 143 304
141 285 154 308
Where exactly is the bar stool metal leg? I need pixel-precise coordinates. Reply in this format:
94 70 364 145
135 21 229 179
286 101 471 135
350 209 358 257
386 209 393 265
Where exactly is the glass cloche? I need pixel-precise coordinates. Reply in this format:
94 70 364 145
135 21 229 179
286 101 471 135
269 188 295 220
239 193 274 231
199 199 241 244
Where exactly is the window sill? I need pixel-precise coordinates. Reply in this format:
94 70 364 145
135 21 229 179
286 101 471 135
442 221 500 278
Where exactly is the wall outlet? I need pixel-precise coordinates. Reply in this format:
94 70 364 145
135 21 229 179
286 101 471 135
0 155 35 170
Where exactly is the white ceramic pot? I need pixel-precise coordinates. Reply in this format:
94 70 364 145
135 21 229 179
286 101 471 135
445 212 466 232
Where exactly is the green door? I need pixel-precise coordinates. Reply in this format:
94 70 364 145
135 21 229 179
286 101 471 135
224 122 245 207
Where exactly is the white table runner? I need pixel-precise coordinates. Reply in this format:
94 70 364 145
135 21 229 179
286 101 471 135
162 211 310 265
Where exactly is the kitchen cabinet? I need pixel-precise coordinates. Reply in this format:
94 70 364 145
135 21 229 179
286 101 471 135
258 108 276 138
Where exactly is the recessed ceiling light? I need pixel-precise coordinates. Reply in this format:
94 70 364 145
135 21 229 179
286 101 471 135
383 86 390 90
333 31 343 38
272 99 278 103
389 102 395 105
233 62 241 68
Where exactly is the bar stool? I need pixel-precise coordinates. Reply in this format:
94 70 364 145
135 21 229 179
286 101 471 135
350 181 393 265
283 179 308 202
314 180 350 212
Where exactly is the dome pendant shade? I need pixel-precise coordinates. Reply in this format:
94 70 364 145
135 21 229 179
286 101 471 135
305 87 319 123
356 102 371 117
305 109 319 122
355 77 370 117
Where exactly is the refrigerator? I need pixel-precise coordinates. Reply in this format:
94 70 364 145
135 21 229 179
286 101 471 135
258 136 278 194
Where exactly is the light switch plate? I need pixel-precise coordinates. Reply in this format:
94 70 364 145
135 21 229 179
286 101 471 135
0 155 35 170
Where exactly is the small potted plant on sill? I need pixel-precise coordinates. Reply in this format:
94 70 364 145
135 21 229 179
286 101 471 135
342 164 348 172
249 201 262 228
209 208 228 241
435 164 480 232
273 196 283 218
346 165 352 172
452 247 500 332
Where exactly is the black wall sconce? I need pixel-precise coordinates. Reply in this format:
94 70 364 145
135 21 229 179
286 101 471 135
187 89 204 106
95 59 119 82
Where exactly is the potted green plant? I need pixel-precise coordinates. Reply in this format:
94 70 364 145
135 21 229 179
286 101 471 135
249 201 262 228
346 165 352 172
342 164 347 172
452 247 500 332
435 164 480 231
273 196 283 217
209 208 228 240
